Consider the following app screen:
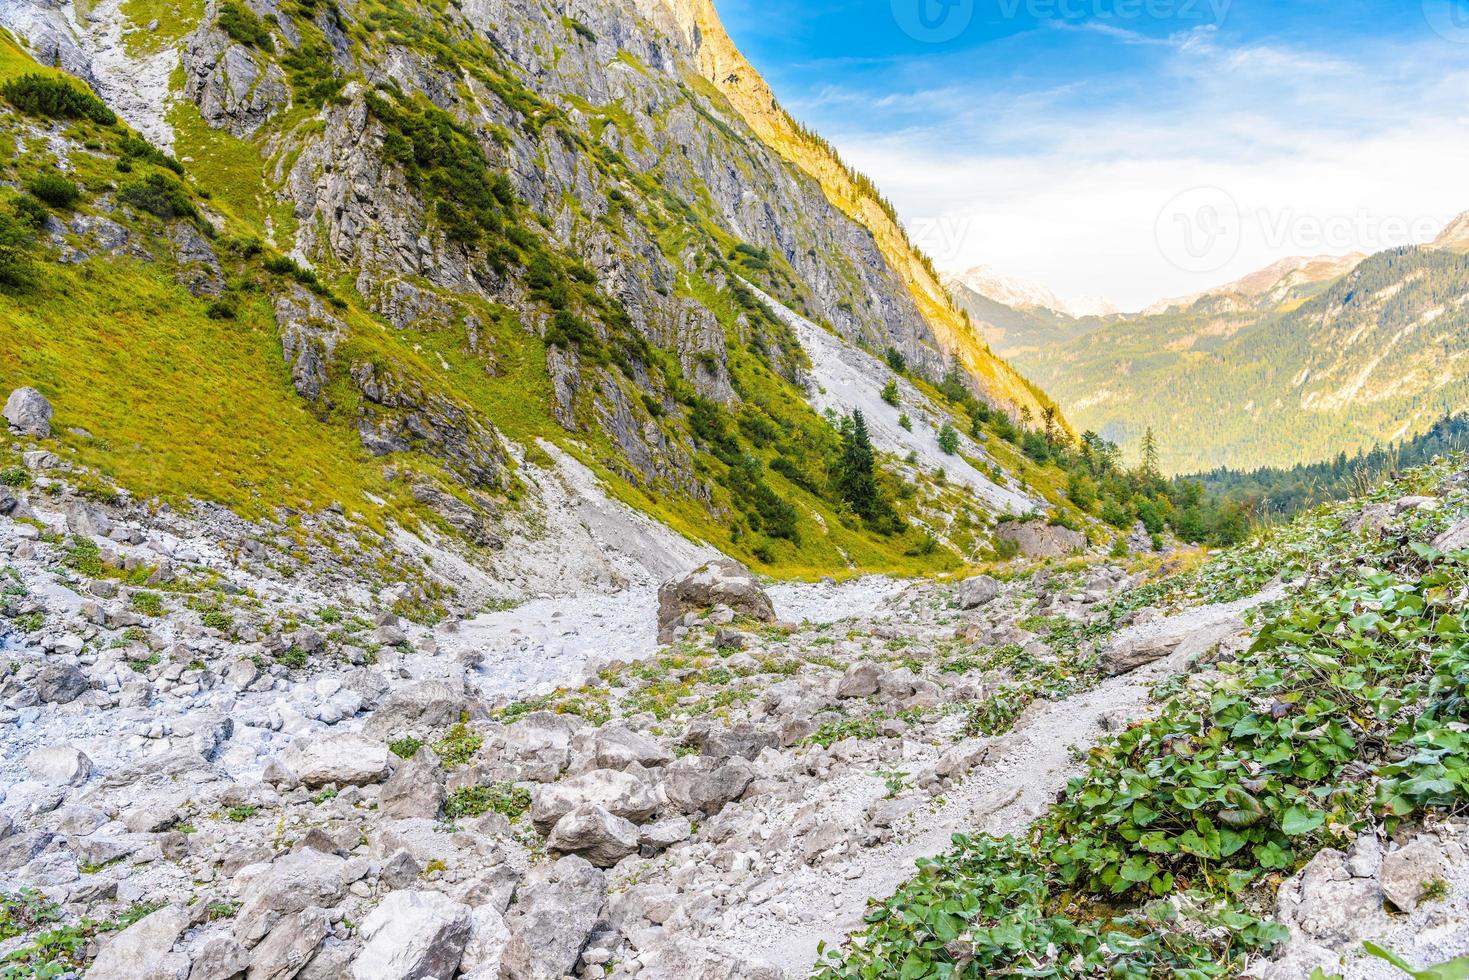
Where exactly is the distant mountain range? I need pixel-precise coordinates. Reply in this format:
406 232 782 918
947 213 1469 474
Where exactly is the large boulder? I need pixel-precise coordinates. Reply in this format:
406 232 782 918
351 890 473 980
87 905 191 980
530 769 658 833
3 387 52 438
500 856 607 980
1434 519 1469 553
1099 634 1182 676
1379 838 1451 912
545 804 640 867
661 757 754 817
363 680 469 738
250 908 330 980
25 745 93 786
378 747 445 820
234 851 348 944
956 575 1001 610
657 559 774 643
280 732 390 788
592 726 674 770
502 711 580 775
35 664 89 704
995 520 1087 559
457 906 511 980
1274 847 1388 947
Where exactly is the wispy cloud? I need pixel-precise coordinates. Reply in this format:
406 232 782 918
802 29 1469 310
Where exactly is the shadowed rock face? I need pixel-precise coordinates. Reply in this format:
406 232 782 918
995 519 1087 558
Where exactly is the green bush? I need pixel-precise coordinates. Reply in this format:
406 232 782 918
117 133 185 175
0 213 37 293
0 74 116 125
218 1 276 52
119 173 198 221
28 173 80 209
13 195 48 230
444 782 531 820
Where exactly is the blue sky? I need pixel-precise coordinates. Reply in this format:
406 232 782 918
717 0 1469 311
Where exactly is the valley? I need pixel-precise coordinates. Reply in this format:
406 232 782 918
952 231 1469 476
1 0 1468 978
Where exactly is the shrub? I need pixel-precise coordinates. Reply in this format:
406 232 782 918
444 782 531 820
218 1 276 51
0 467 32 488
119 173 198 221
130 591 164 617
28 173 79 209
387 737 423 759
0 213 37 293
937 423 960 455
0 74 116 125
206 299 237 320
13 195 48 230
117 133 185 175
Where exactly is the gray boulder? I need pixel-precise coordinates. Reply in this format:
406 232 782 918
1434 519 1469 553
500 856 607 980
1379 838 1451 911
350 890 472 980
995 520 1087 558
280 732 390 788
377 747 445 820
1274 847 1388 947
234 850 348 944
35 664 89 704
457 905 511 980
661 757 754 817
546 803 640 867
593 726 674 770
3 387 52 438
87 905 190 980
531 769 658 833
836 662 881 698
956 575 1000 609
657 559 775 643
251 908 330 980
25 745 93 786
1099 634 1181 676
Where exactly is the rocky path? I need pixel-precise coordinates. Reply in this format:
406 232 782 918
715 588 1281 973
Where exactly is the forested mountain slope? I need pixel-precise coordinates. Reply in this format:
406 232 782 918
979 238 1469 474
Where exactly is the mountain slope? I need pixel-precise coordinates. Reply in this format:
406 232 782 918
1003 238 1469 473
670 0 1061 426
0 0 1072 593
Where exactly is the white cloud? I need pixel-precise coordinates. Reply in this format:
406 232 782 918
808 32 1469 311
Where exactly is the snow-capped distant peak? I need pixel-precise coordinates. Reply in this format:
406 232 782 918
946 265 1118 319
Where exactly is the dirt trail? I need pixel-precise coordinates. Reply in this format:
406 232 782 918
722 588 1281 975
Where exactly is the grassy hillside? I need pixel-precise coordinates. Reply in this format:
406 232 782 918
0 23 1096 580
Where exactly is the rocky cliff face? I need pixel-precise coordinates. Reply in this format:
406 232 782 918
0 0 1070 587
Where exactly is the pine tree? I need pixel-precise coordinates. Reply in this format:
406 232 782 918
836 410 881 520
1141 427 1161 481
937 422 959 455
880 378 900 407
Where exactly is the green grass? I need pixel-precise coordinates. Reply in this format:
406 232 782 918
119 0 205 55
0 258 393 519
